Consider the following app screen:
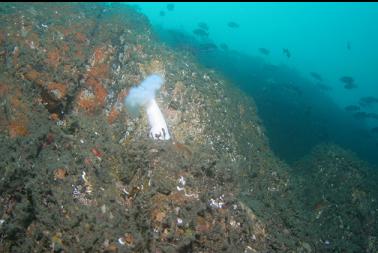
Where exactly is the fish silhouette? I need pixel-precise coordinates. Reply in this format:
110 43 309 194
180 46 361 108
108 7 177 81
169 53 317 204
344 105 360 112
228 21 239 28
310 72 323 82
340 76 357 89
259 48 270 56
359 96 378 107
167 3 174 11
220 43 229 51
283 48 291 58
193 28 208 38
198 22 209 31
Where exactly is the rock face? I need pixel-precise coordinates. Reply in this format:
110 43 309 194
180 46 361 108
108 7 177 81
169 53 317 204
0 3 377 253
291 144 378 252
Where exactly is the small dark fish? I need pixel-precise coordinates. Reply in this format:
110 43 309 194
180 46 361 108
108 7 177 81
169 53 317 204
344 82 357 89
304 105 312 116
259 48 270 56
367 112 378 120
356 128 372 138
283 48 291 58
371 127 378 134
353 111 368 119
198 22 209 31
347 41 351 51
128 4 141 12
198 43 218 52
228 21 239 28
317 83 332 92
219 43 228 51
167 3 175 11
344 105 360 112
359 96 378 107
285 84 302 96
192 28 208 38
178 44 197 56
159 10 165 16
310 72 323 82
340 76 357 89
340 76 354 83
263 63 278 72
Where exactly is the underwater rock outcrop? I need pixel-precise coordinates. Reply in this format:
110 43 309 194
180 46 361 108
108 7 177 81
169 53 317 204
0 3 290 252
291 144 378 252
0 3 376 253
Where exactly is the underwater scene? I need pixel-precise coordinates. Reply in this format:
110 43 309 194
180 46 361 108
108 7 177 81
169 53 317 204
0 2 377 252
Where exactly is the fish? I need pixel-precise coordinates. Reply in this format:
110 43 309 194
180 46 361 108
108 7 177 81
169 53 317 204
167 3 174 11
263 63 278 72
371 127 378 134
198 22 209 31
359 96 378 107
228 21 239 28
192 28 208 38
219 43 229 51
197 43 218 52
128 4 141 13
178 45 198 56
347 41 351 51
159 10 165 16
367 112 378 120
258 48 270 56
344 105 360 112
285 84 302 96
340 76 357 89
310 72 323 82
340 76 354 84
344 82 357 89
282 48 291 58
353 111 368 119
304 105 312 116
317 83 332 92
